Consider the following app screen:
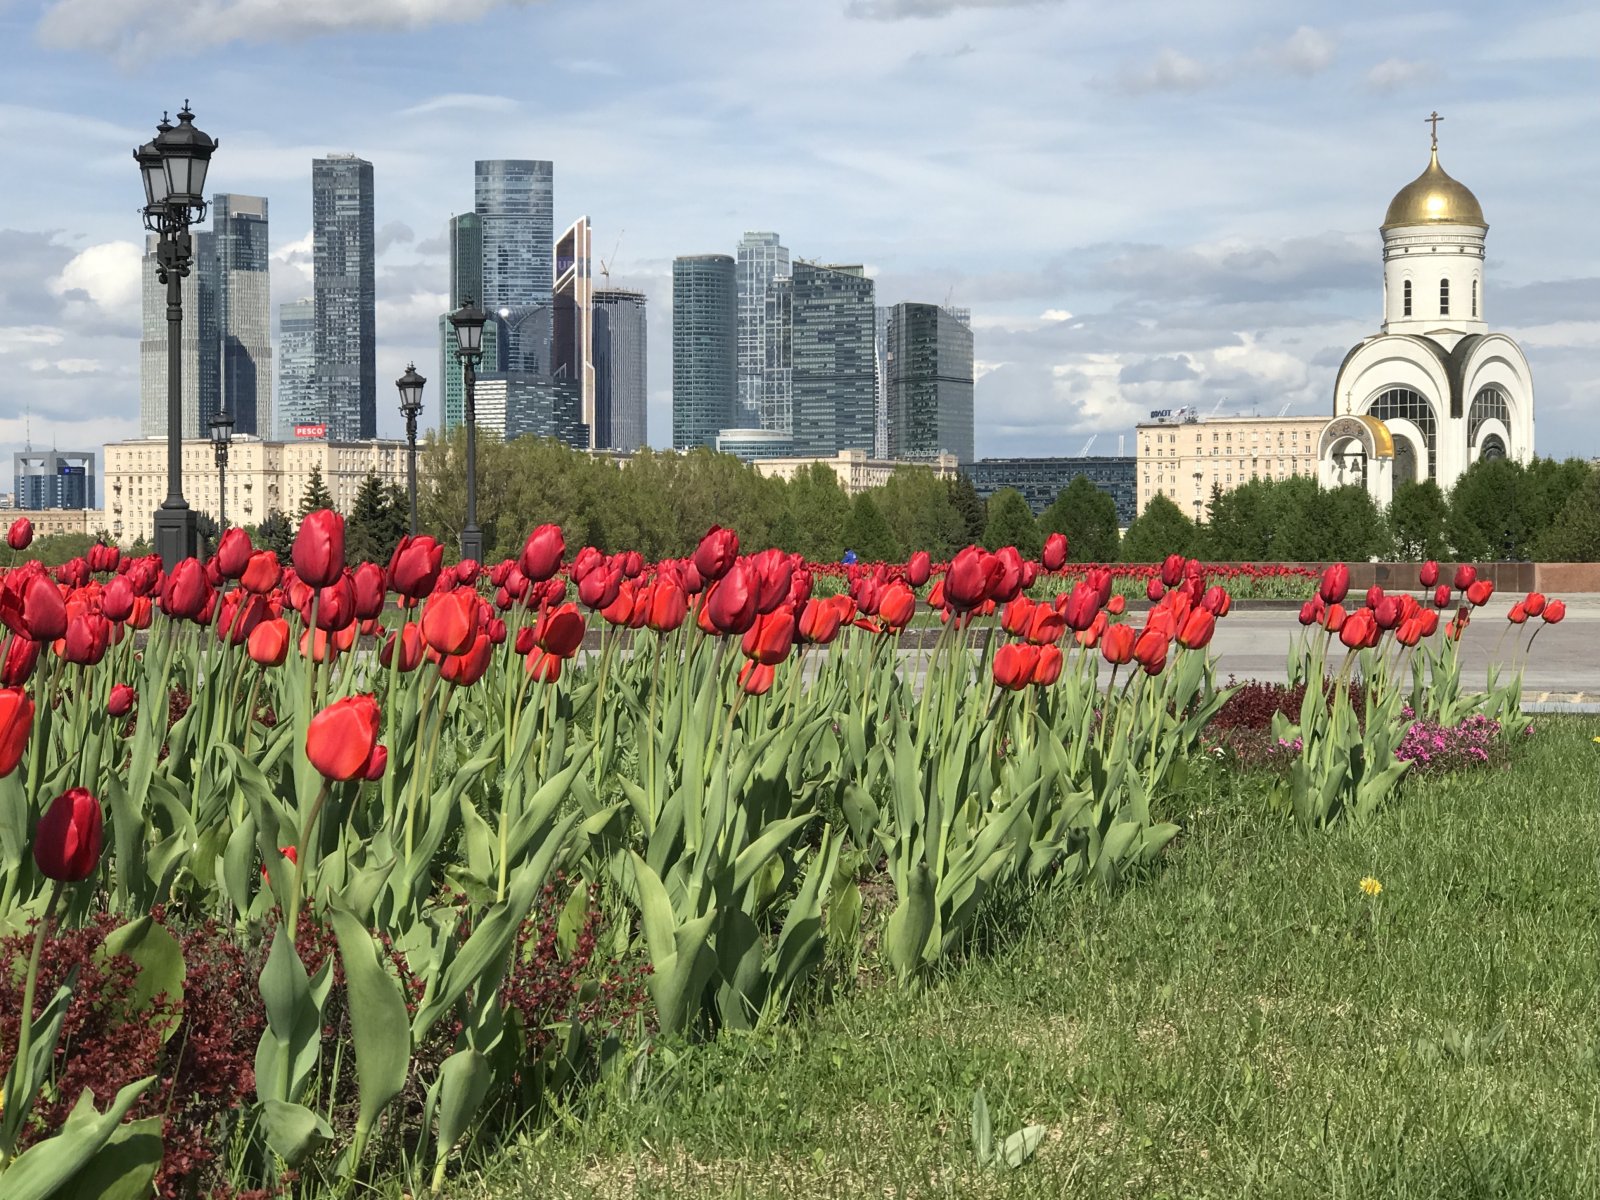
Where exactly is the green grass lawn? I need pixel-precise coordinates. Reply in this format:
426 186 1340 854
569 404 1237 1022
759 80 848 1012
452 718 1600 1200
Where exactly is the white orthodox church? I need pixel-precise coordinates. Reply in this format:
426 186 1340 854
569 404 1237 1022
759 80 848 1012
1318 119 1534 504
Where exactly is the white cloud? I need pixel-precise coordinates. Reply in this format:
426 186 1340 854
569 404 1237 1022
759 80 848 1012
1111 48 1220 95
399 94 520 118
1365 58 1435 93
36 0 550 57
50 241 142 317
1040 309 1072 322
846 0 1054 18
1269 26 1336 76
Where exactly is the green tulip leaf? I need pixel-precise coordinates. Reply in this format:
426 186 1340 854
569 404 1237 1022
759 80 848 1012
98 916 185 1043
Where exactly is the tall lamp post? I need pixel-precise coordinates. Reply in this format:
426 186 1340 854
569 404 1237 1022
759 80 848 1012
209 408 234 530
136 103 218 570
396 363 426 535
449 298 487 563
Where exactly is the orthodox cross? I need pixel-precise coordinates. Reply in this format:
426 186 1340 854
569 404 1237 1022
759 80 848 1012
1426 110 1443 151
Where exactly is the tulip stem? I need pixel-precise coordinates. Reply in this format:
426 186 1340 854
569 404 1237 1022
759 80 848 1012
1 879 63 1166
646 638 664 817
287 780 331 936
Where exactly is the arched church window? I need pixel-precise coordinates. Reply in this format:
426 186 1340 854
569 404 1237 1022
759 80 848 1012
1471 279 1478 318
1480 434 1507 461
1368 388 1438 480
1468 388 1511 449
1402 280 1412 317
1439 278 1450 316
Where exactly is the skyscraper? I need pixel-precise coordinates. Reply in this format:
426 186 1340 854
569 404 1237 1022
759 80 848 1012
672 255 737 450
139 230 215 440
874 305 889 459
763 275 793 434
553 217 595 445
886 302 975 465
736 232 789 427
312 155 376 440
276 298 318 435
439 211 486 432
475 160 553 309
209 194 272 436
790 263 876 457
593 289 648 452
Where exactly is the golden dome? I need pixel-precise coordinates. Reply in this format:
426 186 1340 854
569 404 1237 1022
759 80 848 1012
1382 148 1486 230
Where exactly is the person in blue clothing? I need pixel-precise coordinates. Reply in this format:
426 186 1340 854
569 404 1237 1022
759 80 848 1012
842 550 857 565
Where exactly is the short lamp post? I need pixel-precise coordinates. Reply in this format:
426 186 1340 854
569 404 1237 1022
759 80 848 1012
449 298 487 563
136 102 218 570
209 408 234 530
396 363 426 536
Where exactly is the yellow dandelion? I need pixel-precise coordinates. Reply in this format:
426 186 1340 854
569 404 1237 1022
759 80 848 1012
1592 736 1600 745
1359 876 1383 897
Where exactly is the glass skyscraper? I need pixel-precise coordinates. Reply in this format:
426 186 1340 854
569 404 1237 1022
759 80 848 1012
276 298 318 434
735 232 789 428
312 154 376 439
553 217 595 445
139 230 215 440
475 160 553 309
672 254 737 450
763 275 793 434
13 451 95 510
789 263 876 457
209 194 272 436
886 302 974 465
593 288 648 453
440 212 486 432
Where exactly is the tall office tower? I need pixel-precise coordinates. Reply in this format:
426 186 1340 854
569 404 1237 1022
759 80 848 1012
790 262 876 457
208 194 272 436
139 230 216 439
13 451 95 510
885 302 975 465
553 217 595 446
762 275 792 433
277 298 318 435
439 212 487 432
672 254 737 450
475 160 554 309
874 305 889 459
439 313 502 433
735 232 789 427
312 154 376 440
592 289 648 452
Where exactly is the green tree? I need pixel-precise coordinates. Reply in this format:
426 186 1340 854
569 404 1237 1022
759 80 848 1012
1447 458 1538 560
781 464 850 560
875 467 965 560
347 471 407 563
981 488 1041 558
254 510 295 560
1039 475 1120 563
840 492 902 562
298 464 335 517
947 473 987 545
1532 464 1600 561
1387 479 1450 560
1317 485 1393 561
1121 494 1196 562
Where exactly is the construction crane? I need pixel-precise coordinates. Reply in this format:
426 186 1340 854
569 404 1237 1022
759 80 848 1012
1276 399 1293 417
599 230 625 286
1077 433 1097 457
1207 395 1226 418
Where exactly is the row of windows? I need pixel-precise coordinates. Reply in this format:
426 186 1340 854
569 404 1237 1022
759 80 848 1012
1401 278 1478 318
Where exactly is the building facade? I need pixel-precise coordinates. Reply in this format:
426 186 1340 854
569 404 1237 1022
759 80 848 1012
438 211 486 428
103 437 409 546
13 451 96 511
969 456 1138 526
715 428 795 462
762 275 793 434
312 155 376 440
209 194 272 436
672 254 738 450
473 375 587 448
735 232 789 428
592 289 648 453
475 160 553 309
751 450 960 496
790 262 876 458
139 230 215 440
885 302 975 465
1137 415 1328 520
276 299 317 436
553 217 596 445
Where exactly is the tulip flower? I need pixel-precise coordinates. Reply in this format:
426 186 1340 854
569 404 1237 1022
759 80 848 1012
352 562 387 620
385 535 442 600
1339 608 1378 650
519 524 566 582
1322 602 1346 633
599 581 637 626
312 574 358 632
1101 622 1136 665
7 516 33 550
33 786 103 882
1075 610 1107 649
1132 628 1168 676
751 548 795 614
524 646 563 683
1001 597 1033 636
1023 604 1065 646
160 559 211 623
1395 615 1426 647
107 683 136 718
422 588 478 656
906 550 931 587
1 636 41 687
1506 601 1528 625
240 550 282 595
1297 598 1323 626
3 571 68 641
878 582 916 631
945 546 996 611
1523 592 1546 618
742 609 796 665
0 686 34 776
1466 579 1494 607
1419 560 1439 588
215 527 254 579
1158 554 1185 588
738 659 776 696
381 622 426 671
1041 532 1068 572
1419 609 1439 638
693 526 740 582
536 604 587 658
1176 608 1216 650
1031 644 1064 686
1365 585 1385 610
292 509 346 588
1452 564 1476 591
797 595 850 645
644 580 688 633
1059 581 1101 633
1107 594 1126 616
989 547 1026 604
439 632 493 686
305 694 383 782
992 643 1039 691
1373 595 1403 630
57 613 110 665
1318 563 1350 605
261 844 297 882
704 561 759 634
1542 600 1566 624
1200 585 1231 618
1433 584 1452 609
247 618 291 667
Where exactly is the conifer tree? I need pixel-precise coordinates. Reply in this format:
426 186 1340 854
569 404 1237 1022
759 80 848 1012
298 464 335 518
982 488 1042 559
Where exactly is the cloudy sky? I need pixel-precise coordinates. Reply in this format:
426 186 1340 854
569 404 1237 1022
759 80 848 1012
3 0 1598 477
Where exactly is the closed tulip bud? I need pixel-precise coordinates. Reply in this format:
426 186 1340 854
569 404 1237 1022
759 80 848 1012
1366 585 1385 610
645 580 689 633
1452 564 1476 591
107 683 136 718
240 551 282 595
990 547 1026 605
1060 581 1101 632
1318 563 1350 605
741 608 796 665
704 562 759 635
422 587 478 655
1076 610 1108 649
361 745 388 781
1 636 41 687
1433 584 1452 609
101 575 135 623
599 581 637 626
577 566 623 611
1523 592 1546 618
454 560 481 586
797 596 847 645
1031 644 1064 686
292 509 346 587
1322 602 1346 633
388 534 443 599
7 516 33 550
1132 628 1169 676
1373 595 1403 630
906 550 931 588
1001 597 1034 636
0 686 34 776
1101 622 1137 665
519 524 566 582
693 526 740 582
57 612 110 665
1542 599 1566 624
1419 560 1439 588
537 604 587 658
1176 608 1216 650
215 527 254 579
1297 598 1323 626
1506 601 1528 625
380 622 426 672
524 646 563 683
487 617 507 645
352 562 387 620
738 659 776 696
1146 577 1165 603
159 559 211 623
33 786 103 882
305 694 382 782
1107 594 1126 616
1339 608 1377 650
1041 532 1068 572
992 643 1039 691
313 574 357 632
1158 554 1186 588
878 582 917 631
1466 579 1494 607
571 546 604 581
247 618 291 667
1419 609 1439 637
1395 615 1425 646
945 546 995 611
1201 585 1231 617
439 632 493 686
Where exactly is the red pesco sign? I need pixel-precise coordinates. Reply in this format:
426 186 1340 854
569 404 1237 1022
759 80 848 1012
293 424 327 439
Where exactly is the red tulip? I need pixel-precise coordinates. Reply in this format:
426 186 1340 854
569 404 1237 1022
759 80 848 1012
422 588 478 655
1452 564 1476 591
293 509 346 587
738 659 776 696
248 618 290 667
1075 610 1107 649
0 686 33 776
1373 595 1403 630
1395 615 1426 646
1106 594 1126 616
305 694 382 782
1031 644 1063 686
1158 554 1185 588
1041 532 1068 572
1318 563 1350 605
599 581 637 626
524 646 563 683
1297 599 1323 626
992 643 1039 691
519 524 566 583
644 580 688 633
240 551 282 595
1419 561 1439 588
100 575 134 624
215 527 253 579
439 632 492 686
1176 608 1216 650
1322 602 1346 633
107 683 136 718
159 559 211 623
693 526 740 582
1201 585 1231 618
1132 628 1168 675
380 622 426 672
1419 609 1439 637
1466 579 1494 607
1 636 41 687
704 561 759 634
537 604 587 658
1365 585 1385 610
1523 592 1546 618
945 546 996 611
352 562 387 621
751 548 795 614
57 612 110 665
311 574 357 632
1433 584 1452 609
1101 622 1136 665
1339 608 1378 650
906 551 931 588
1542 600 1566 624
878 582 916 631
989 547 1025 604
388 535 444 600
33 786 103 882
797 595 851 645
1506 602 1528 625
742 609 796 665
1059 581 1101 633
7 516 33 550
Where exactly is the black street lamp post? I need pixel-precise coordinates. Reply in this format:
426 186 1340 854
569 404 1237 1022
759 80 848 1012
136 103 218 570
396 363 426 535
210 408 234 529
449 299 487 563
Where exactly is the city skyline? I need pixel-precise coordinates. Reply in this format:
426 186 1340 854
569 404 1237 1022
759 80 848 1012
3 1 1598 476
